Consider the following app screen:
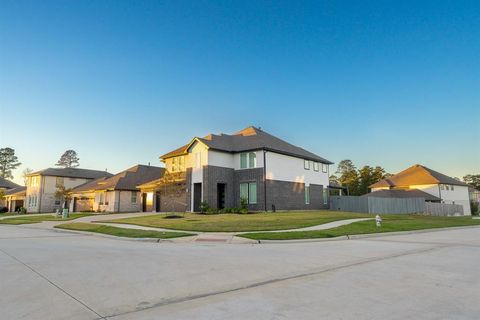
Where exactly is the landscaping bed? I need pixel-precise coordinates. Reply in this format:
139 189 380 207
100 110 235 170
101 211 372 232
54 222 193 239
240 215 480 240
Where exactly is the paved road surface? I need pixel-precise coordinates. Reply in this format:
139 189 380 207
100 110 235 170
1 224 479 319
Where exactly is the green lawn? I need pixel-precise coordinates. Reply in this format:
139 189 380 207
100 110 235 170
54 222 193 239
102 211 372 232
0 213 94 225
240 215 480 240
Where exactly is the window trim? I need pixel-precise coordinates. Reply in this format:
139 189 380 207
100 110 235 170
322 163 328 173
304 160 310 170
305 186 310 204
240 182 257 204
313 162 319 172
240 152 256 169
131 191 137 204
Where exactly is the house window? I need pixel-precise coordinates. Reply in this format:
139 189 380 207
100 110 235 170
171 158 177 172
323 188 328 205
56 177 64 187
305 186 310 204
304 160 310 170
131 191 137 204
313 162 319 171
440 184 445 190
54 196 61 205
179 156 185 171
446 185 450 191
99 192 104 205
240 152 256 169
451 185 454 191
322 163 328 173
30 176 38 187
240 182 257 204
195 152 201 168
28 195 37 207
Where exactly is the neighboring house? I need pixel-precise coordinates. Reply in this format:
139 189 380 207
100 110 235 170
370 164 471 215
26 168 113 213
361 189 441 202
0 178 21 208
4 186 27 212
469 187 480 204
69 165 164 213
140 126 332 212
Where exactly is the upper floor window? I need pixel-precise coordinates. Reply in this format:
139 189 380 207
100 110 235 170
440 184 445 190
195 152 201 168
304 160 310 170
56 177 64 188
451 185 454 191
240 152 256 169
322 163 328 173
30 176 38 187
171 156 185 172
446 185 450 191
313 162 319 171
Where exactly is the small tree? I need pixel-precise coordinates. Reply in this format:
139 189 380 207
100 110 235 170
54 185 73 210
0 147 21 179
56 150 80 168
464 174 480 190
22 168 33 186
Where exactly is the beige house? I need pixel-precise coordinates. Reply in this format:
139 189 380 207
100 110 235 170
1 177 21 208
370 164 471 215
69 165 164 213
26 168 113 213
4 186 27 212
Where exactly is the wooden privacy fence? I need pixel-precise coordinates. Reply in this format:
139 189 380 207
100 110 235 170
424 202 464 216
330 196 465 216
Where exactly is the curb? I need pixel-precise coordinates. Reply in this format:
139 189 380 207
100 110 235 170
254 225 480 244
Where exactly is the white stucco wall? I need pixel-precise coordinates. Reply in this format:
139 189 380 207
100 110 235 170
265 152 329 187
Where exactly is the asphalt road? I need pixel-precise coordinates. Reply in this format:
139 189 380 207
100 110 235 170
1 224 479 319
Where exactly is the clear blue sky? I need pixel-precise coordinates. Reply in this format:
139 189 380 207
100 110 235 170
1 0 479 184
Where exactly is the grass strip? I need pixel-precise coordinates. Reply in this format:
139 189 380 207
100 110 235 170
54 222 193 239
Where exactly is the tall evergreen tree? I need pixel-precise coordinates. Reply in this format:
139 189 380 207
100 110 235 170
56 150 80 168
0 147 21 179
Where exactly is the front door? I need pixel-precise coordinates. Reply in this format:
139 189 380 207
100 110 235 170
142 193 147 212
155 193 161 212
217 183 226 209
193 183 202 212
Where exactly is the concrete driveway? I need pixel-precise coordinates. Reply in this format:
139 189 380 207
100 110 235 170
1 224 479 319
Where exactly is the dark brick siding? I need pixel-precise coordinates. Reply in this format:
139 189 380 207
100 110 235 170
234 168 265 211
202 166 235 209
266 180 326 210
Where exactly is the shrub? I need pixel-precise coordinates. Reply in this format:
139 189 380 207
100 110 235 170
471 201 479 216
240 208 249 214
18 207 27 214
0 207 8 213
200 201 210 214
223 208 232 213
206 207 218 214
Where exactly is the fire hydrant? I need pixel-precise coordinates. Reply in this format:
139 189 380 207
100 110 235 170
375 214 382 227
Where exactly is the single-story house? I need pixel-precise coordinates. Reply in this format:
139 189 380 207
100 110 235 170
69 164 164 213
26 167 113 213
141 126 332 212
0 177 21 208
4 186 27 212
370 164 471 215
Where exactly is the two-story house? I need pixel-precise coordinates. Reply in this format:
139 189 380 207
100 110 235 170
25 168 113 213
370 164 471 215
140 126 332 212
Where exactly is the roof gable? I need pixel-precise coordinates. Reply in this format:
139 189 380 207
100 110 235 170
0 178 21 190
370 164 468 188
160 126 332 164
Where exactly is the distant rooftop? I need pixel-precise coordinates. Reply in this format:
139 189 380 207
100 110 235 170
29 167 113 180
370 164 468 188
161 126 332 164
72 165 165 192
0 178 21 190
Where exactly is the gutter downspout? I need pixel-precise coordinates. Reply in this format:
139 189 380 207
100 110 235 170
438 184 443 203
263 150 267 212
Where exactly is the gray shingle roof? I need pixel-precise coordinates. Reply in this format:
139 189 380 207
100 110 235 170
72 165 165 192
161 126 333 164
370 164 468 188
4 186 26 196
0 178 20 189
362 189 441 202
29 167 113 180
